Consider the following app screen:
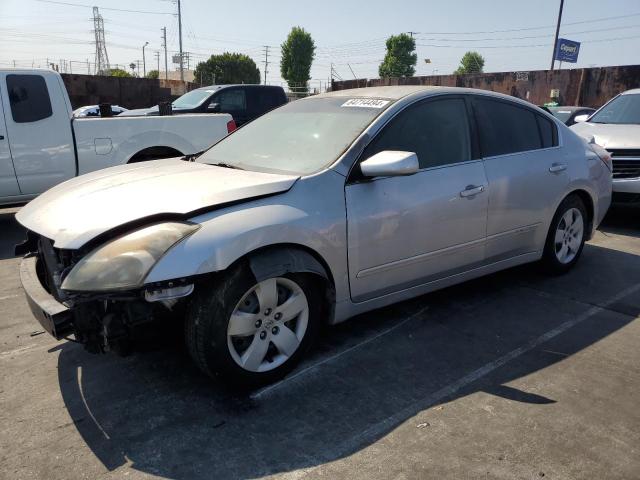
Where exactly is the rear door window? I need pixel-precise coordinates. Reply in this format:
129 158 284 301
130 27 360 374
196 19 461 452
473 97 542 157
6 74 53 123
363 97 472 169
217 88 246 112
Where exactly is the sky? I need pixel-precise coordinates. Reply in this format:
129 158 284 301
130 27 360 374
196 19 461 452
1 0 639 91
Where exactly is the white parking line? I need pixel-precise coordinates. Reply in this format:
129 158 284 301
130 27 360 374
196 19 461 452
327 283 640 463
280 283 640 480
251 305 430 400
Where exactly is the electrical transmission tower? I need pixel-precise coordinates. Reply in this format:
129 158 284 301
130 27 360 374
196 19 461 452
93 7 110 74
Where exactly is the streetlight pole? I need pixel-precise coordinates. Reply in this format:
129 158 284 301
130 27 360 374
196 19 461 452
142 41 149 77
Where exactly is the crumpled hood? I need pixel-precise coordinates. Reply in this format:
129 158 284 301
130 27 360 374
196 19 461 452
16 158 299 249
570 122 640 149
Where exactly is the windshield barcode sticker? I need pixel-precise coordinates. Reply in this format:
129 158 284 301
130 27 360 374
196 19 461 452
341 99 390 109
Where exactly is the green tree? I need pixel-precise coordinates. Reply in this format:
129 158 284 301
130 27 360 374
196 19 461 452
454 51 485 74
280 26 315 92
146 69 159 79
194 52 260 85
107 68 132 78
378 33 417 78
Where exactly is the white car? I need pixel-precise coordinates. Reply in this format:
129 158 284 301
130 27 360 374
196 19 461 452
0 69 235 206
571 88 640 205
17 86 612 388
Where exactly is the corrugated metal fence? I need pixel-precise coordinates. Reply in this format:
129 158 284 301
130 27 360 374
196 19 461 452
330 65 640 108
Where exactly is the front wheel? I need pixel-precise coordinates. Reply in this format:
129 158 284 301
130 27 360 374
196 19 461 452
541 194 588 274
185 265 321 388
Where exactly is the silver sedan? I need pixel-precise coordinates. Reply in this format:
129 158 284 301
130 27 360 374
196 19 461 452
17 86 613 387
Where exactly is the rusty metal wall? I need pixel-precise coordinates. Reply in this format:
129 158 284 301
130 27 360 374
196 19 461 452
60 74 196 109
330 65 640 108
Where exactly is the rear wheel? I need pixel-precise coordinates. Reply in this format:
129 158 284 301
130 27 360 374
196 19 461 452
185 263 321 388
541 195 588 274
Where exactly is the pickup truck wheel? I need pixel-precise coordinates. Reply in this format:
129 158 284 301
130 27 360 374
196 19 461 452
541 194 587 274
185 264 321 388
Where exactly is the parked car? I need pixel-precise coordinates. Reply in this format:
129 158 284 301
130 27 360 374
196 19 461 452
571 88 640 205
73 104 128 117
0 69 235 206
121 84 288 126
546 106 596 126
17 86 612 388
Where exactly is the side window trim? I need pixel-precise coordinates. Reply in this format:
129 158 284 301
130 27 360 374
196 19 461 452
347 94 476 183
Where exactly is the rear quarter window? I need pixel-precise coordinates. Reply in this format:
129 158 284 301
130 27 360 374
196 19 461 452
536 114 557 148
474 97 542 157
6 74 53 123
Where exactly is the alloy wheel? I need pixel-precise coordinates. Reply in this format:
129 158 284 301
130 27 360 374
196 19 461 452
226 277 309 373
554 207 584 264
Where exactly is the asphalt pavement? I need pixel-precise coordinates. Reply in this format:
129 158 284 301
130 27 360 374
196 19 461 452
1 206 639 480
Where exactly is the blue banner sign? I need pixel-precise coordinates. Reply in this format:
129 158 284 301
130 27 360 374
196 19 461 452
555 38 580 63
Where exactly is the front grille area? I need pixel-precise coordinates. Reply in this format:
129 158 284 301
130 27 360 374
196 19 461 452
608 149 640 179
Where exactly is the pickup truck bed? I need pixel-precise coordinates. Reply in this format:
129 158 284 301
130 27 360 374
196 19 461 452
0 69 233 206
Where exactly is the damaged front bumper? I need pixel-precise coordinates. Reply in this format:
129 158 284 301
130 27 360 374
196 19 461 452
20 255 73 339
20 251 197 354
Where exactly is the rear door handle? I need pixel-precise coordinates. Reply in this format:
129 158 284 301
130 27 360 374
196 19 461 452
549 163 567 173
0 135 4 140
460 185 484 198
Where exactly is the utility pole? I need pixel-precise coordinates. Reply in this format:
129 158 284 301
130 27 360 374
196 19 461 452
161 27 168 80
142 41 149 77
550 0 564 71
155 51 160 76
177 0 184 81
262 45 270 85
407 31 418 38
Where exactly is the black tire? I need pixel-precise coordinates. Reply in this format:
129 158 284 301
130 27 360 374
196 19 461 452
541 194 588 275
185 261 322 389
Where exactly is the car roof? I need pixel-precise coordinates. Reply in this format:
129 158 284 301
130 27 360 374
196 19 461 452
194 84 283 91
621 88 640 95
314 85 544 110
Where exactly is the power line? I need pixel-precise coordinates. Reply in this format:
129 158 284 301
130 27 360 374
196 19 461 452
35 0 174 15
412 11 640 35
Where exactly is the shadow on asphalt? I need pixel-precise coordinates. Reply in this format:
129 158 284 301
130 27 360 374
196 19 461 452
0 212 25 260
53 239 640 479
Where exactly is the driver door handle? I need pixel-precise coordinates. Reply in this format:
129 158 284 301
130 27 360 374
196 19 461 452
0 135 4 140
460 185 484 198
549 163 567 173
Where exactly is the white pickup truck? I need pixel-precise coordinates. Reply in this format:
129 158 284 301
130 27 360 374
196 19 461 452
0 69 234 206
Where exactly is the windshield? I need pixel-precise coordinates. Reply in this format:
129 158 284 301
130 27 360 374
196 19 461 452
548 108 573 122
172 88 216 109
197 97 391 175
589 94 640 124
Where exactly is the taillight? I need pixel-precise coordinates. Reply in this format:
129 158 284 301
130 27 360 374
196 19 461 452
588 142 612 171
226 120 237 134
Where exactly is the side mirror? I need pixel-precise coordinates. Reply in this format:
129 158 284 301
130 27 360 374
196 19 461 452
207 102 221 112
573 114 589 123
360 150 419 178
